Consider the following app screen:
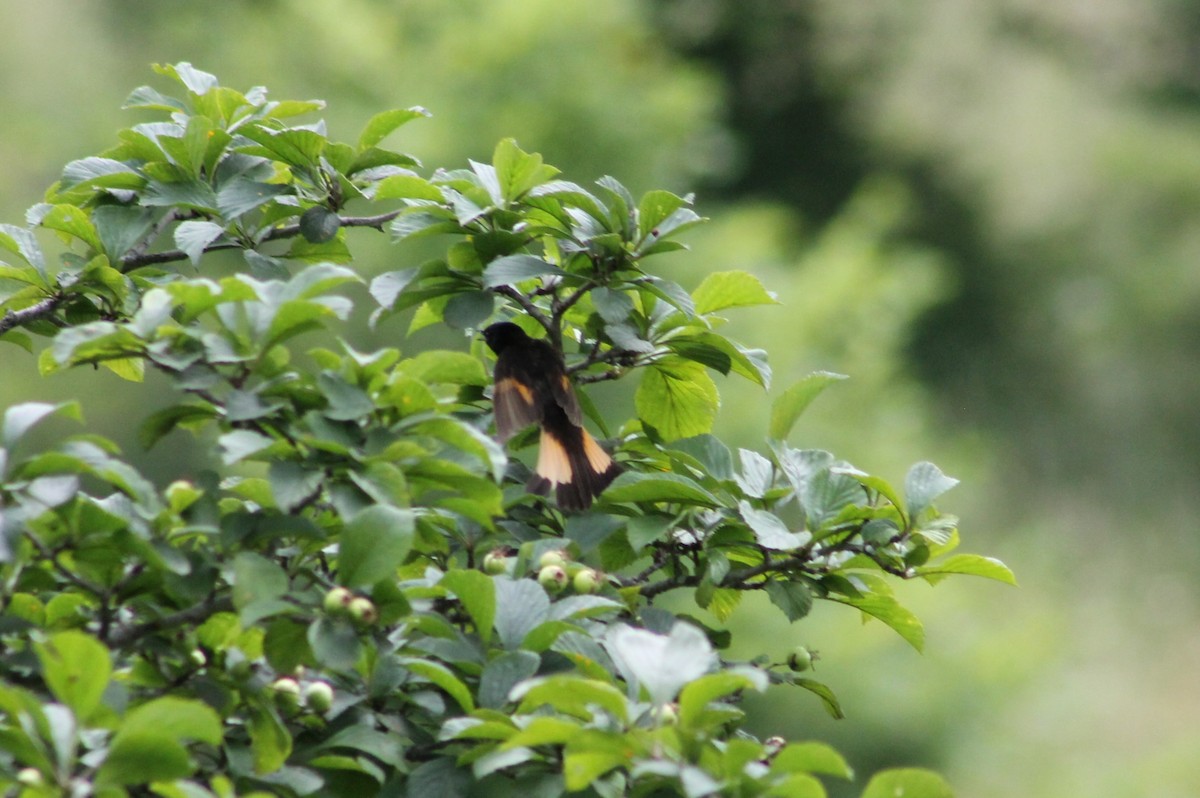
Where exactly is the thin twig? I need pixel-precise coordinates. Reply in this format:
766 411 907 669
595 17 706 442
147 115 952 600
0 294 64 336
118 209 404 271
108 594 234 648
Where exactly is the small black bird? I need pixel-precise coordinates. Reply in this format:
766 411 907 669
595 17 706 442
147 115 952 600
482 322 621 510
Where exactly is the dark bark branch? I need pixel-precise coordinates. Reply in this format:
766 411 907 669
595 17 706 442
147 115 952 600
118 209 404 271
0 294 64 336
108 594 235 648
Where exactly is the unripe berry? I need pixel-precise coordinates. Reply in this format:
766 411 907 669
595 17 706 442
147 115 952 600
538 549 569 570
787 646 815 673
538 564 568 594
16 768 44 787
483 547 512 575
348 596 378 626
304 680 334 713
270 677 301 712
572 567 602 594
323 586 354 615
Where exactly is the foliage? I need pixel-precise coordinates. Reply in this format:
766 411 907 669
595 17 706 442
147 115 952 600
0 64 1011 797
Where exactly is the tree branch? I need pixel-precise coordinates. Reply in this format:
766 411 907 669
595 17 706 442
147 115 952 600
0 294 64 336
108 593 235 648
118 209 404 271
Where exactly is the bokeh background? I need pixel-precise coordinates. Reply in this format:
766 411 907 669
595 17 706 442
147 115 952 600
3 2 1199 795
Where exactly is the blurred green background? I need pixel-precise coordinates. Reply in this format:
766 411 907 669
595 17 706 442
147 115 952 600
3 1 1198 795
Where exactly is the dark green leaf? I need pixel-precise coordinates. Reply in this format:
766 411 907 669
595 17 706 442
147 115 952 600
216 179 289 218
268 461 325 513
770 742 854 780
248 704 292 775
338 505 415 588
670 434 734 480
479 650 541 709
764 580 814 622
481 254 568 287
299 206 341 243
307 617 362 670
443 290 495 329
492 577 550 650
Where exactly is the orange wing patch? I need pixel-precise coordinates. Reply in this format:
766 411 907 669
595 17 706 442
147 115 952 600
582 430 614 473
536 429 574 486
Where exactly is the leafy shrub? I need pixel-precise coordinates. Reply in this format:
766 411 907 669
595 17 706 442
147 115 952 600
0 63 1011 798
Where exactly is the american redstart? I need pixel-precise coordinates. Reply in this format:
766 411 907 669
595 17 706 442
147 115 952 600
482 322 621 510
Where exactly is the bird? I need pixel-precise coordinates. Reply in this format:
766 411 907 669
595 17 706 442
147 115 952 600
481 321 621 510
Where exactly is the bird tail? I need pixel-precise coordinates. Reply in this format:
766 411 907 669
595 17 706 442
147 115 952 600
528 426 621 511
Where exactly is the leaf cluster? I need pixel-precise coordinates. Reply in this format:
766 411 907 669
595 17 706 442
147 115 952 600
0 64 1008 798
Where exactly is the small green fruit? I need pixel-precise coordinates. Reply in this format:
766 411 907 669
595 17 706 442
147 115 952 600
572 567 602 594
538 564 568 594
16 768 44 787
323 586 354 615
656 702 678 725
270 677 301 711
787 646 815 672
348 596 378 626
189 648 207 668
483 548 511 575
304 680 335 713
538 548 569 570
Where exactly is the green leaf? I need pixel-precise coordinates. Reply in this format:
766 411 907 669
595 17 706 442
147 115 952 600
829 574 925 652
905 462 959 519
216 178 289 218
601 471 719 507
512 675 629 723
402 658 476 712
764 580 814 622
636 358 719 441
39 204 103 253
99 697 222 785
173 220 226 266
739 502 810 550
795 678 844 720
268 461 325 513
317 373 375 421
492 138 559 202
307 617 361 670
860 768 954 798
481 254 569 287
606 622 716 705
4 401 82 448
771 742 854 780
0 223 46 273
677 669 767 729
298 206 340 244
769 372 848 440
357 106 429 150
338 505 415 588
478 650 540 709
248 704 292 775
34 631 111 721
917 554 1016 586
492 577 550 650
399 350 488 386
443 290 495 329
373 173 444 202
232 552 289 622
218 429 275 465
692 270 778 315
669 434 734 480
441 569 497 644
